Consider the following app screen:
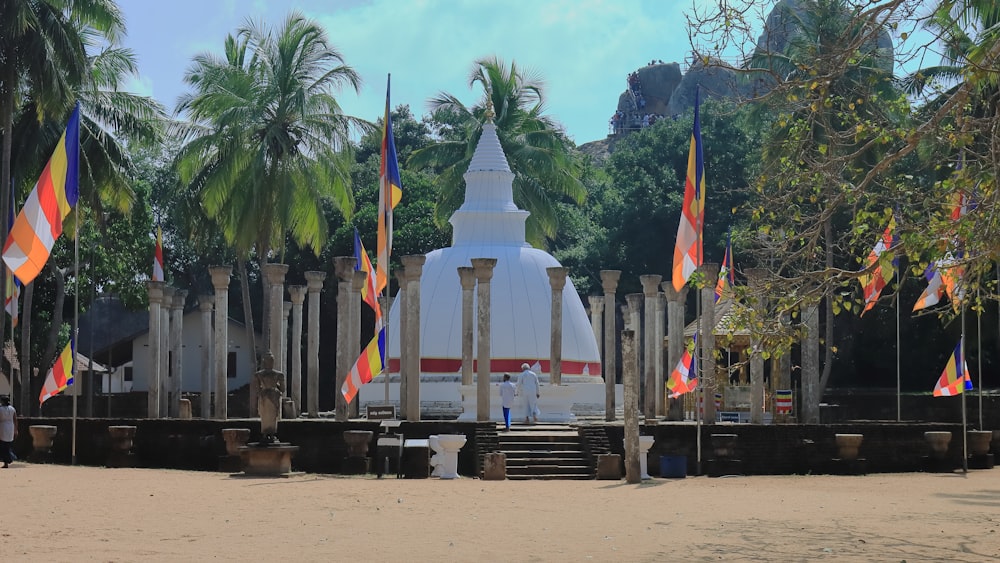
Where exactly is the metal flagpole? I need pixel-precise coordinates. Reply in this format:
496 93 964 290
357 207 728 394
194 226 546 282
71 195 80 465
977 292 982 429
896 284 903 422
961 307 968 475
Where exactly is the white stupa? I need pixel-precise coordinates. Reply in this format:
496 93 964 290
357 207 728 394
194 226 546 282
362 113 606 421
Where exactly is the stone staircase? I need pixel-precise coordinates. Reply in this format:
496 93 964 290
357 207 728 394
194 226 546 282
497 424 592 480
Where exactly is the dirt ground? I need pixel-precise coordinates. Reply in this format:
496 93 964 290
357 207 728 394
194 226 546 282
1 464 998 562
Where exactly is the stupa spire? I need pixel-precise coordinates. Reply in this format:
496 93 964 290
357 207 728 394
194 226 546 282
449 98 527 246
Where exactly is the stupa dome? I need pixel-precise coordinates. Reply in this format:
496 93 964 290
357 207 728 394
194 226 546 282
386 120 601 377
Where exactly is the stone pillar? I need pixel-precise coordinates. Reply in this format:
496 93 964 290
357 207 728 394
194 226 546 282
394 271 408 419
209 266 232 419
159 286 174 418
588 295 604 360
600 270 621 421
546 267 568 386
350 270 367 418
699 263 720 423
262 264 289 369
640 275 661 419
745 269 767 425
401 255 426 421
281 302 291 387
775 311 792 391
333 257 357 422
259 264 288 419
622 330 640 484
288 285 306 416
802 302 820 424
664 282 688 420
458 267 476 387
146 281 165 419
304 271 326 417
169 289 187 418
472 258 498 422
654 292 666 417
198 296 213 419
625 293 643 414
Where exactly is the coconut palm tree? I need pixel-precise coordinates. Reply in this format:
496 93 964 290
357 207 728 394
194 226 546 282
175 12 365 362
0 0 124 411
408 56 586 247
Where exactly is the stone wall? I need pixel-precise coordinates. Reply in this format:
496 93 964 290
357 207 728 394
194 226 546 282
13 418 490 477
600 421 977 476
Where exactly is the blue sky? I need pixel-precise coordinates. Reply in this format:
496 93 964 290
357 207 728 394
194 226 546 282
117 0 701 145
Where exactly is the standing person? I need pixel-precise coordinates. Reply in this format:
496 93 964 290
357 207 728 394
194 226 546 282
0 395 17 468
516 363 540 424
499 374 516 431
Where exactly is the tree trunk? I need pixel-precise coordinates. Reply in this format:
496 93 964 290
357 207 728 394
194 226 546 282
19 283 32 416
819 218 835 393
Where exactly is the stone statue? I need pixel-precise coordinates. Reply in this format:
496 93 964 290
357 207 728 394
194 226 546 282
255 353 284 444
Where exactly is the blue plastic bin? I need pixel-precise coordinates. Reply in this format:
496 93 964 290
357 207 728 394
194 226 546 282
660 455 687 478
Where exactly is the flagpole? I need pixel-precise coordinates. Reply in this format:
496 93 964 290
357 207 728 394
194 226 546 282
71 194 79 466
382 73 393 410
961 307 967 474
896 289 901 422
977 294 982 429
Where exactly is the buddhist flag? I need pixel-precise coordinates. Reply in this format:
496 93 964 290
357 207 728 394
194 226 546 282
39 339 75 405
353 228 380 317
714 228 734 303
341 323 386 403
667 336 698 398
913 263 945 311
152 223 164 282
3 103 80 284
376 75 402 295
858 215 897 316
933 338 973 397
672 88 705 291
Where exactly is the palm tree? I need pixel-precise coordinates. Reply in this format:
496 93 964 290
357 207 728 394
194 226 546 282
409 56 586 247
175 12 365 363
0 0 124 411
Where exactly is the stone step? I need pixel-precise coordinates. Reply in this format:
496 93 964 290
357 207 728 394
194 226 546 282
497 441 582 450
506 473 593 480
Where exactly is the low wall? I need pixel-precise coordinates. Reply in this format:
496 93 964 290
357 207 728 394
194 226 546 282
13 418 491 477
599 421 981 475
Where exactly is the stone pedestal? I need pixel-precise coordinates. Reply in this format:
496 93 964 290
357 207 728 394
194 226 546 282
178 398 192 420
219 428 251 472
707 433 742 477
483 452 506 480
107 425 138 468
28 425 57 463
596 453 622 480
435 434 467 479
238 443 300 477
282 397 296 419
343 430 374 474
638 435 655 480
968 431 995 469
922 431 954 473
831 433 867 475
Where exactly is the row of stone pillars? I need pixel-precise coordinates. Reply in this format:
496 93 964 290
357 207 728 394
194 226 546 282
592 264 810 424
147 266 326 420
591 266 719 422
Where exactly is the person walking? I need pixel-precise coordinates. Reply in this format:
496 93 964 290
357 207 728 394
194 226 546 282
0 395 17 468
499 374 516 431
516 363 540 424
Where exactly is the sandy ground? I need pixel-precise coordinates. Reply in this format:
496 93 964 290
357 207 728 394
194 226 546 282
1 464 999 562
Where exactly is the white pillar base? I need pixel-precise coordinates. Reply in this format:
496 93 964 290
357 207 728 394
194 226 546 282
436 434 467 479
639 435 655 480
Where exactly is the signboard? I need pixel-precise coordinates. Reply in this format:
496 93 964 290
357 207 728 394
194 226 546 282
366 404 396 420
718 411 741 423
